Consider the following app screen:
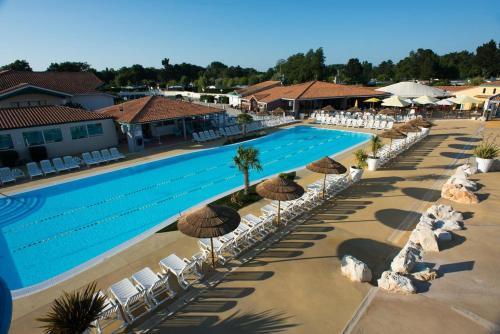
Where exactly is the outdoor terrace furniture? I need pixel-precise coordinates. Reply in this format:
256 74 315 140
192 132 203 143
40 160 56 175
92 150 106 164
26 162 43 179
82 152 99 166
63 156 80 170
0 167 16 184
110 148 125 160
198 132 209 142
109 278 149 322
93 291 120 333
198 238 235 265
159 253 202 290
101 149 115 162
209 130 220 139
131 267 175 306
52 157 68 173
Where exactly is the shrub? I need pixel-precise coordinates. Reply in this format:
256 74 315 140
218 96 229 104
279 171 296 180
369 135 383 158
354 149 368 169
200 94 215 103
29 146 48 162
474 137 499 159
0 150 19 167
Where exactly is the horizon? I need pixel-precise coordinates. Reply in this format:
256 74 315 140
0 0 499 71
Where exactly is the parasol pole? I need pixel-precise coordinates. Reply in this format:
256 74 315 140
277 200 281 225
210 237 216 267
322 173 327 199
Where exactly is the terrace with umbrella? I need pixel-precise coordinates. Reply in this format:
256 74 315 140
306 157 347 199
177 204 241 267
256 176 304 225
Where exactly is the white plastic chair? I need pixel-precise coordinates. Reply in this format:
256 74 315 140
131 267 175 306
109 278 149 322
159 254 202 290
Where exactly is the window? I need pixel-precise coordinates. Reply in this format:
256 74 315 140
70 125 88 140
23 131 45 146
0 134 14 150
43 128 63 143
87 123 103 137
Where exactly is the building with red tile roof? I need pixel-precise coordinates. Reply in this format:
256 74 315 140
98 96 225 152
0 70 114 110
240 80 387 115
0 105 118 160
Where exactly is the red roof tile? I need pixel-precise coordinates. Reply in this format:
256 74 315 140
0 70 104 95
98 96 223 124
243 81 386 103
236 80 282 97
435 85 475 92
0 105 112 130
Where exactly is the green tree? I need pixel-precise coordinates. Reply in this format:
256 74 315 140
344 58 364 84
237 113 254 135
1 59 32 71
37 282 106 334
374 60 394 82
47 61 93 72
233 145 263 195
475 40 500 78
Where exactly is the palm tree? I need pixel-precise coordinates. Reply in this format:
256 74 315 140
37 282 106 334
233 145 263 195
237 113 254 135
370 135 383 158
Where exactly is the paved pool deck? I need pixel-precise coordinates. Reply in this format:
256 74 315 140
6 119 500 334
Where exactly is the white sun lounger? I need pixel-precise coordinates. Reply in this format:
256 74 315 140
110 148 125 160
40 160 56 175
0 167 16 184
26 162 43 179
52 157 68 173
100 149 115 162
63 156 80 170
131 267 175 306
94 291 120 333
82 152 99 167
159 253 202 290
109 278 149 322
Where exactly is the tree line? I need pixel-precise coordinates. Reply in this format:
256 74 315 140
1 40 498 90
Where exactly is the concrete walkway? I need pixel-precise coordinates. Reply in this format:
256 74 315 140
9 120 500 334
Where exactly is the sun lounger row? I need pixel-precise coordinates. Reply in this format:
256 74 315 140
25 148 125 180
376 128 428 167
316 115 395 130
0 167 24 185
192 129 222 142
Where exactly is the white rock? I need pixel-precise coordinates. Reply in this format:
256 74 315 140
415 224 439 252
411 264 438 281
409 229 420 244
417 215 435 230
426 204 464 222
377 271 416 294
390 241 423 274
434 228 452 242
454 163 476 178
435 219 463 231
478 116 486 122
340 255 372 282
447 176 478 191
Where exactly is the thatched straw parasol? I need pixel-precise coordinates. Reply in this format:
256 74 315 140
396 123 420 133
321 105 335 112
256 110 270 117
178 204 240 267
272 107 286 115
378 108 397 115
408 118 435 128
256 176 304 225
379 129 407 150
347 106 362 113
306 157 347 198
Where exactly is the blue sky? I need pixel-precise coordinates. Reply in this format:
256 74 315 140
1 0 499 71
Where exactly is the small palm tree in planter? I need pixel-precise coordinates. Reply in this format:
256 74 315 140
350 149 367 182
237 113 254 136
367 135 383 171
474 136 499 173
37 282 106 334
233 145 263 195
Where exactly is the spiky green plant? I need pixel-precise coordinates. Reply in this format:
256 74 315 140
37 282 106 334
354 149 368 169
233 145 263 195
369 135 383 158
237 113 254 135
474 137 499 159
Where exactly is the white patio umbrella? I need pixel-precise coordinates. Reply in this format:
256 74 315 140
381 95 411 108
436 98 454 106
448 95 481 105
413 95 438 105
376 81 450 98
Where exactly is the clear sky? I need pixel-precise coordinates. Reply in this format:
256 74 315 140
1 0 499 71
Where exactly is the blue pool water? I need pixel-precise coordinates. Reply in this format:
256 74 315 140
0 126 369 292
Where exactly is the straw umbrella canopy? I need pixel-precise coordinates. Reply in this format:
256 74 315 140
347 106 362 113
321 105 335 112
378 108 397 115
256 176 304 225
255 110 270 117
379 129 407 149
408 118 435 128
272 107 286 116
395 123 420 134
306 156 347 198
178 204 240 267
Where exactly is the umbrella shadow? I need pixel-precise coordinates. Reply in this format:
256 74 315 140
401 187 441 202
375 208 420 231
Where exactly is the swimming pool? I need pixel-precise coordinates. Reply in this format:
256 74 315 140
0 126 370 295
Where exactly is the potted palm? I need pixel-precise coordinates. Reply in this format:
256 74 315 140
350 149 367 181
367 135 383 171
474 137 499 173
37 282 106 334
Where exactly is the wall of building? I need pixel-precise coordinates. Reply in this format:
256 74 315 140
0 93 65 108
0 119 118 161
70 94 114 110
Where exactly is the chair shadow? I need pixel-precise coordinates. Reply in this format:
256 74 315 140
438 260 475 276
268 241 314 249
222 271 274 282
282 233 326 241
198 287 255 299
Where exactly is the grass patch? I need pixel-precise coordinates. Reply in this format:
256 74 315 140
223 131 266 145
156 183 263 234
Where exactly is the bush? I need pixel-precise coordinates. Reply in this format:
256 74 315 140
354 149 368 169
175 94 183 99
217 96 229 104
29 146 48 162
279 171 296 181
474 137 499 159
200 94 215 103
0 150 19 167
